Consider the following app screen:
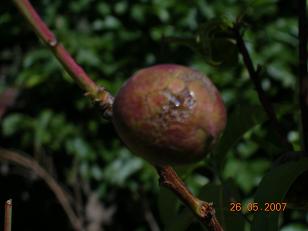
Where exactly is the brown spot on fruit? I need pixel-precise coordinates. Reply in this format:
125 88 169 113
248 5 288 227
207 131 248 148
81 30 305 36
112 64 227 165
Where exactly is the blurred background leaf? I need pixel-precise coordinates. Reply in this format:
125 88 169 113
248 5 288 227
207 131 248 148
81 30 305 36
252 158 308 231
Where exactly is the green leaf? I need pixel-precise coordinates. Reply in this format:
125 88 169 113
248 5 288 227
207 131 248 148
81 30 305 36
280 223 308 231
34 110 53 150
252 158 308 231
214 105 267 169
224 158 271 193
102 148 143 186
165 18 237 67
66 137 94 160
2 114 30 136
165 208 194 231
210 38 238 67
197 18 237 67
158 187 179 226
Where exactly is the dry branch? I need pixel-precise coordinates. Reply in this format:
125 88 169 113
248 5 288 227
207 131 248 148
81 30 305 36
0 149 83 231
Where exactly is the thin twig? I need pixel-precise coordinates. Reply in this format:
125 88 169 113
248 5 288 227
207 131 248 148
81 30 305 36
4 199 12 231
11 0 114 119
156 165 223 231
232 23 291 150
73 160 85 227
0 149 83 231
298 0 308 152
141 198 160 231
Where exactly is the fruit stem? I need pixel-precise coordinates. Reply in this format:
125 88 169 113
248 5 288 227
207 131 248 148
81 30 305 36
232 22 291 150
11 0 114 119
156 165 223 231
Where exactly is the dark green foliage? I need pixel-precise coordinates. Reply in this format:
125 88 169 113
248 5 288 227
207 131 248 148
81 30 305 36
252 158 308 231
0 0 307 230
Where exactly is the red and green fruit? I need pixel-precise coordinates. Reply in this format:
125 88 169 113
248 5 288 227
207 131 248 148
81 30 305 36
112 64 227 166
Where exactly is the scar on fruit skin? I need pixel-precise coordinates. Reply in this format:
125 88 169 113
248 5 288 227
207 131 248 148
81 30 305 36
144 78 197 128
160 87 196 120
143 78 202 146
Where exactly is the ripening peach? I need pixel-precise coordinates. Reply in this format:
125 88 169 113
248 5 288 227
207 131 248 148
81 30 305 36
112 64 226 166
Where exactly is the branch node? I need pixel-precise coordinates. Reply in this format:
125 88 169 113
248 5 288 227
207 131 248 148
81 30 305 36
48 38 58 47
6 200 12 206
156 166 223 231
13 0 114 121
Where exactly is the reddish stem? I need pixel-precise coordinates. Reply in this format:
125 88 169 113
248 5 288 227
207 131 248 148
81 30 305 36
12 0 114 118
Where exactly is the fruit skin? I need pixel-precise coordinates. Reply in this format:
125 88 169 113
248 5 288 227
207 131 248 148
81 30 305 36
112 64 227 166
